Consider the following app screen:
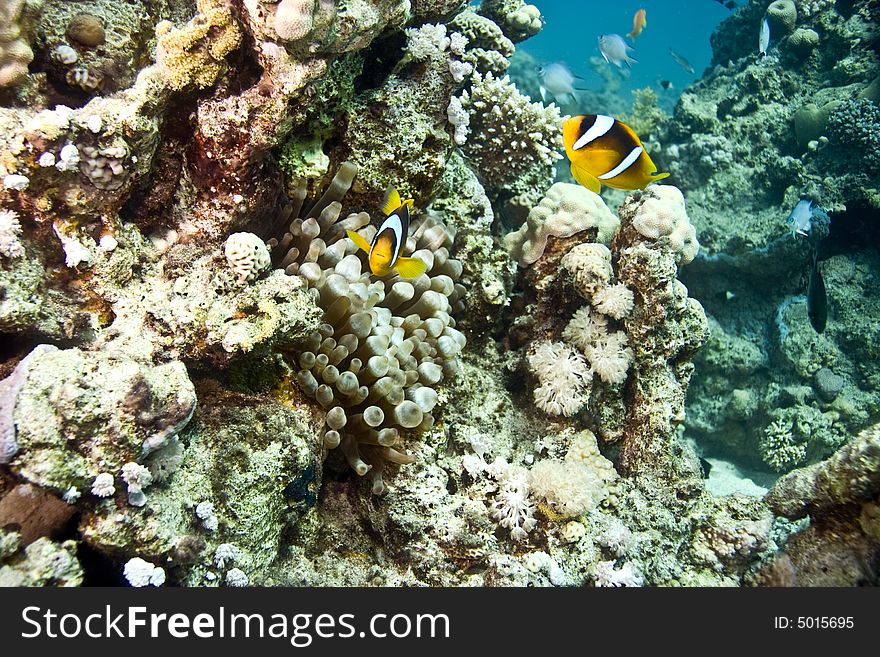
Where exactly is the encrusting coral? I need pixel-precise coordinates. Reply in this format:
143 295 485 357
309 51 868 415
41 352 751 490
0 0 35 88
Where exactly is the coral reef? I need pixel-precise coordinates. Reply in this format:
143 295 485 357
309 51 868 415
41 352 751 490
0 0 873 590
667 0 880 482
757 424 880 585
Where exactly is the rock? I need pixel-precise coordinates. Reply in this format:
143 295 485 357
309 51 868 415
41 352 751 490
0 484 76 546
813 367 844 402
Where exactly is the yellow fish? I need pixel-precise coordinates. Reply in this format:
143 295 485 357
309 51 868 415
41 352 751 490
347 188 428 278
563 114 669 193
627 8 647 40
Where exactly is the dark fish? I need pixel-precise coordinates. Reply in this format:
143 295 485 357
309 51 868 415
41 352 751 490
659 79 673 90
807 257 827 333
699 457 712 479
725 1 736 8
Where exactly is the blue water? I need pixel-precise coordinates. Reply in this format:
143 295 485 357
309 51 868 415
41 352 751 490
521 0 736 100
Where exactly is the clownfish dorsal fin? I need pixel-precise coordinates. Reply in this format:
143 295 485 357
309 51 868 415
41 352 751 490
381 187 403 216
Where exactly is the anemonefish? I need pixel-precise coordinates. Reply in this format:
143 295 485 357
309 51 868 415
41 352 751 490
563 114 670 193
346 188 428 278
627 8 647 39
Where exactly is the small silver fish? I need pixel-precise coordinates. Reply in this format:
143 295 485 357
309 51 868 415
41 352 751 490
759 18 770 55
537 62 580 104
598 34 637 69
786 199 813 237
669 48 694 74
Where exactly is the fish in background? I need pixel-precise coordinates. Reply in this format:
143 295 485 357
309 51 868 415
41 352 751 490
669 48 695 74
627 8 647 40
659 79 674 90
807 253 827 333
537 62 585 105
598 34 637 69
759 17 770 55
347 188 427 278
563 114 670 192
786 199 814 237
714 0 737 9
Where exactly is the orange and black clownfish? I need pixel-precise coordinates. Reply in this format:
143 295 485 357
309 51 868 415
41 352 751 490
563 114 669 193
347 188 428 278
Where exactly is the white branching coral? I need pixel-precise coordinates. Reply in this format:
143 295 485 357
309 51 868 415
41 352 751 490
121 462 153 507
592 282 634 320
123 557 166 587
0 209 23 258
583 332 633 385
460 72 562 197
405 23 451 59
195 501 219 532
447 95 470 146
225 567 249 587
528 341 591 416
225 232 271 282
213 543 239 569
492 477 537 541
90 472 115 498
592 560 643 587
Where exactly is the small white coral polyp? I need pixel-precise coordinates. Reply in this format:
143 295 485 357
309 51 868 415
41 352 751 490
491 478 536 541
528 341 591 416
592 282 634 320
562 306 608 351
583 332 633 385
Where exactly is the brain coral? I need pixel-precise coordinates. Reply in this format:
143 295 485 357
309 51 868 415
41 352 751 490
0 0 34 88
628 185 700 264
766 0 797 34
504 183 620 265
225 233 271 283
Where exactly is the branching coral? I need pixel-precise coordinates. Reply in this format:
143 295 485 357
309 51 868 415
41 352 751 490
0 209 24 259
448 9 514 75
458 72 562 204
477 0 543 43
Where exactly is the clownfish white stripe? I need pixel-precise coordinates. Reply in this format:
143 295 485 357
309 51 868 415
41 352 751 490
598 145 643 180
573 114 615 150
372 212 405 260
